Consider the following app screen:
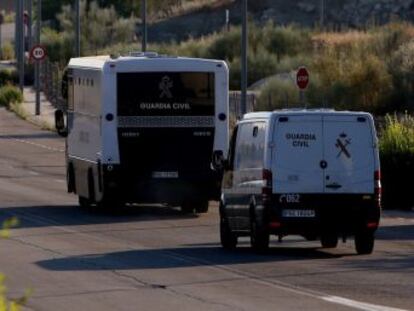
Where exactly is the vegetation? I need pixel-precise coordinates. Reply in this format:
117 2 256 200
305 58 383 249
0 70 18 87
1 218 27 311
379 114 414 209
0 86 23 109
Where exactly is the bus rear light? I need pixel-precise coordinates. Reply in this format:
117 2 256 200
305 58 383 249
367 222 378 229
269 222 281 229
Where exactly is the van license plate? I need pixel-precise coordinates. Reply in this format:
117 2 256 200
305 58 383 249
282 209 315 218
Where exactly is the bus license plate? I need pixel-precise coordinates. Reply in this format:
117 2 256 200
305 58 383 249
152 171 179 178
282 209 315 218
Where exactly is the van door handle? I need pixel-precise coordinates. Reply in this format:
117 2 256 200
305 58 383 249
326 183 342 189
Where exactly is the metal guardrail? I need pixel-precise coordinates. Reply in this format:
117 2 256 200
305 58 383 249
41 60 65 109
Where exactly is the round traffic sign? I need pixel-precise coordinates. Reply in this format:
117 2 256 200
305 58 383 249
30 45 47 61
296 67 310 90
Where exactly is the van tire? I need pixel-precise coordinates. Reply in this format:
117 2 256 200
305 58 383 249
220 216 237 249
320 234 338 248
195 201 209 214
250 216 270 252
355 231 374 255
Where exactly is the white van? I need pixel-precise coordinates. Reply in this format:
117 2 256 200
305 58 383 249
220 109 381 255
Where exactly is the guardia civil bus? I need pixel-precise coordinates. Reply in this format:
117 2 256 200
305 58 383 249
56 52 229 213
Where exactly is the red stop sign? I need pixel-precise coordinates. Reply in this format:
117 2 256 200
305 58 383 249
296 67 309 90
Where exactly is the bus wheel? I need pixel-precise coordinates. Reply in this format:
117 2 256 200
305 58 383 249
78 196 91 209
355 231 375 255
220 215 237 249
181 202 194 214
320 233 338 248
195 201 209 214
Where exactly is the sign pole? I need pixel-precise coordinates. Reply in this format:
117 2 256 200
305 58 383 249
0 17 3 60
75 0 80 57
35 0 41 115
18 0 25 92
141 0 147 52
241 0 248 116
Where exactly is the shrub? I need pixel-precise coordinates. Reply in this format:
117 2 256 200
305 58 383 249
380 114 414 209
0 70 18 87
256 76 300 110
0 86 23 109
0 43 14 61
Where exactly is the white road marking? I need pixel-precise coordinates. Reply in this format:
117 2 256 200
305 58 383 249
323 296 408 311
14 138 64 153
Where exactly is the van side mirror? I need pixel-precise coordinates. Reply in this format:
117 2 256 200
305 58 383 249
55 109 68 137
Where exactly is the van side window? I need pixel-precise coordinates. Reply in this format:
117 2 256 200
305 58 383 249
235 122 266 170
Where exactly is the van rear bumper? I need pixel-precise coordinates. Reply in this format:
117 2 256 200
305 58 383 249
266 194 380 236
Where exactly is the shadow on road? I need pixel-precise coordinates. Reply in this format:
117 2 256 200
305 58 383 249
36 245 341 272
0 133 60 140
376 224 414 241
0 204 199 229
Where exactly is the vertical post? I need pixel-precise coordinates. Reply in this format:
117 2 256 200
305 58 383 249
240 0 248 116
0 22 2 60
75 0 80 57
27 0 33 52
142 0 147 52
300 90 306 108
320 0 325 29
18 0 25 92
225 9 230 32
35 0 41 115
15 0 19 60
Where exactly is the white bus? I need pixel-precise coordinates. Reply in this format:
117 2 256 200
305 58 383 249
56 53 229 213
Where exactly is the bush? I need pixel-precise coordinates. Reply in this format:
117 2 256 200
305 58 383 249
0 70 18 87
0 43 14 61
380 114 414 209
256 76 300 110
0 86 23 109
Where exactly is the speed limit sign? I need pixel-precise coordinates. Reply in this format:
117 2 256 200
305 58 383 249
30 45 47 61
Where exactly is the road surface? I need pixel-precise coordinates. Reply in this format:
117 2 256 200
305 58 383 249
0 107 413 311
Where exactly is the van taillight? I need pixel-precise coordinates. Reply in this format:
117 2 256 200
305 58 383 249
262 169 273 200
374 170 381 208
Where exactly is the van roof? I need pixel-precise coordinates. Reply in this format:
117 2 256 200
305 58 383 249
242 109 372 121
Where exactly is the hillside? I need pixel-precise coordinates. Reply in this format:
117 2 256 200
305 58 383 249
148 0 414 42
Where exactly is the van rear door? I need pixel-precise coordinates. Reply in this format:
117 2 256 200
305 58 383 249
272 115 324 193
322 115 375 194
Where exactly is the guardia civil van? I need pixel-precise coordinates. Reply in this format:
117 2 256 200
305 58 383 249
220 110 381 254
55 53 229 213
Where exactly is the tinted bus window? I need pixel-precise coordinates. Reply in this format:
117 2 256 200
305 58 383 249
117 72 215 116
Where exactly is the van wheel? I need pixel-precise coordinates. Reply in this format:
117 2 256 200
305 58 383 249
355 231 375 255
250 217 270 252
195 201 209 214
220 215 237 249
320 233 338 248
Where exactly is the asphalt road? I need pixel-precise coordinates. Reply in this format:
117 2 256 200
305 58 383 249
0 107 413 311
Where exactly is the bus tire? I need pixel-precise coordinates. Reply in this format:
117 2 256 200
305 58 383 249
181 202 194 214
195 201 209 214
321 233 338 248
78 196 91 209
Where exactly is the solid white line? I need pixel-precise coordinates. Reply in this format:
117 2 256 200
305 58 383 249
323 296 408 311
